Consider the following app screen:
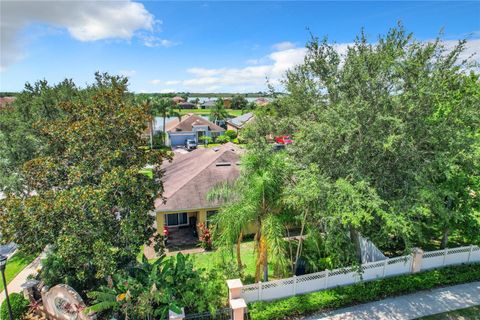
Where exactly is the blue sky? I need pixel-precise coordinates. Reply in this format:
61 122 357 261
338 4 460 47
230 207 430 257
1 1 479 93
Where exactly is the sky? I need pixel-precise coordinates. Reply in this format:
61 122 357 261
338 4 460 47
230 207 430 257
1 1 479 93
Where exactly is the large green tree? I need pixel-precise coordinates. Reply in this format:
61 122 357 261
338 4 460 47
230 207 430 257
0 73 167 292
246 24 480 254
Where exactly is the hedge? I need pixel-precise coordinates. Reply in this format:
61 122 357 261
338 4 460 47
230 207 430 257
248 263 480 320
1 292 29 320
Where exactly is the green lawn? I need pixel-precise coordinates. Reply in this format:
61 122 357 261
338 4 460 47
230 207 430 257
177 109 244 117
0 251 37 292
419 306 480 319
187 241 277 284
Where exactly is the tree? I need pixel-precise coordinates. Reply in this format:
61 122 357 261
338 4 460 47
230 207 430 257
0 79 79 193
231 95 248 110
209 99 229 125
208 150 293 282
151 97 180 146
0 73 168 293
247 24 480 252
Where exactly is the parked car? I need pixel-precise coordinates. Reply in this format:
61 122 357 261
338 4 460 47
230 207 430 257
274 135 293 145
185 139 197 150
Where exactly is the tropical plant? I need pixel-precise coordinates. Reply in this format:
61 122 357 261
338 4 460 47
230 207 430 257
198 223 213 250
209 99 229 125
87 254 225 319
199 135 213 146
151 97 181 146
208 150 294 282
231 95 248 110
216 135 230 144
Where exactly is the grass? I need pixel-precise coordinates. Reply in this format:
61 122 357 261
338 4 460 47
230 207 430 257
187 241 277 284
177 108 244 117
0 251 37 293
419 306 480 319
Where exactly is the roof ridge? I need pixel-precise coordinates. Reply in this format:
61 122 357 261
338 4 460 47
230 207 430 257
166 113 203 132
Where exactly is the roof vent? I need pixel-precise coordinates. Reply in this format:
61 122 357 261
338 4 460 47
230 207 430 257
213 147 220 152
216 162 231 167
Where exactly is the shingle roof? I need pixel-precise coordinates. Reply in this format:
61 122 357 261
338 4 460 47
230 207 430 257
155 142 243 212
227 112 254 129
165 114 225 132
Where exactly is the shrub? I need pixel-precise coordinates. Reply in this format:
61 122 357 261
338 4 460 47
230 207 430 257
216 135 230 144
198 223 213 250
1 292 29 320
248 263 480 320
225 130 238 140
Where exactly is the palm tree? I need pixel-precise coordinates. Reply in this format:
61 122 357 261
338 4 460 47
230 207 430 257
209 99 229 126
208 150 291 282
151 97 181 146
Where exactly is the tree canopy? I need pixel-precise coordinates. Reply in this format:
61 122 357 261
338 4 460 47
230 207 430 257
0 73 167 292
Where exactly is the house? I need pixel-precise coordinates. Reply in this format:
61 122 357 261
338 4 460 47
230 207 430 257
200 100 216 109
177 102 197 109
0 97 16 109
165 114 225 147
223 98 232 109
226 112 254 132
172 96 186 104
154 143 243 241
255 97 271 106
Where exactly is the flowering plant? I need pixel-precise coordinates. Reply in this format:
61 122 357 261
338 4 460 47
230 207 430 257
197 223 212 250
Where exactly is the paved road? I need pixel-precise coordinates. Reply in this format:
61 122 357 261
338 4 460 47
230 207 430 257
304 281 480 320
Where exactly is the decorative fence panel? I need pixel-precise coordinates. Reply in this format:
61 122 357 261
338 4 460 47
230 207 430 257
241 245 480 303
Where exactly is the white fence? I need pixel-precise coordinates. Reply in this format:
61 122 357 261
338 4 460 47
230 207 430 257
241 245 480 303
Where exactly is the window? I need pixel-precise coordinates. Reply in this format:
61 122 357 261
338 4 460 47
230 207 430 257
206 210 218 228
166 212 188 226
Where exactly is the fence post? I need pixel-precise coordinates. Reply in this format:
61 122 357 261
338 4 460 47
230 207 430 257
258 281 262 301
382 259 388 277
410 248 424 273
325 269 329 288
467 245 474 263
293 275 297 295
227 279 243 300
169 308 185 320
230 298 247 320
442 248 448 266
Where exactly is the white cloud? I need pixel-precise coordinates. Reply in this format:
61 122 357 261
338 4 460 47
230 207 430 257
0 1 161 70
119 69 137 77
154 37 479 92
149 79 162 85
272 41 296 51
140 35 178 48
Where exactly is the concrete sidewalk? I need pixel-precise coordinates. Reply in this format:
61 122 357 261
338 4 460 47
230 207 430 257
304 281 480 320
0 253 44 305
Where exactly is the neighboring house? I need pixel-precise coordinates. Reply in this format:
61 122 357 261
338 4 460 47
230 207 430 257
255 97 271 106
200 100 216 109
0 97 16 109
177 102 197 109
226 112 254 132
172 96 185 104
223 98 232 109
154 143 243 235
165 113 225 147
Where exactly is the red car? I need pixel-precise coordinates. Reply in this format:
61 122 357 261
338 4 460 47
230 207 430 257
274 135 293 145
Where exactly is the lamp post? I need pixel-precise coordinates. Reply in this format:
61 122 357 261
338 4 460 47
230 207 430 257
0 255 13 320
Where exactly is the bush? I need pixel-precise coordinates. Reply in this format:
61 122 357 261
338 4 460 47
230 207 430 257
1 292 29 320
225 130 238 140
216 135 230 144
249 263 480 320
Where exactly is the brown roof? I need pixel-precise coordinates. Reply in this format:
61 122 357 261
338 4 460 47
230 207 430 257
165 114 225 133
155 142 243 212
0 97 16 108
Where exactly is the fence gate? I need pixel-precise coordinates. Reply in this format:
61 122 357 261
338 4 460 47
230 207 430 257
184 307 233 320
